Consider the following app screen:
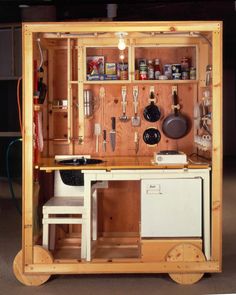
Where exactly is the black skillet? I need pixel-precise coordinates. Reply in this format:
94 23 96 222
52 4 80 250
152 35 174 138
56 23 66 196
162 91 189 139
143 91 161 122
143 127 161 145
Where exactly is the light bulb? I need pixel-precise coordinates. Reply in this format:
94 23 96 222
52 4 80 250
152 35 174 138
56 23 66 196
119 51 125 60
118 37 126 50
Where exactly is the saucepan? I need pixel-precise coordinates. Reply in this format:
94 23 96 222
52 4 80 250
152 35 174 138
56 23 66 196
143 91 161 122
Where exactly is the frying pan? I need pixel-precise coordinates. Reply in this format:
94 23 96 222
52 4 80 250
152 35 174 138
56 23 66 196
143 127 161 145
143 91 161 122
162 91 189 139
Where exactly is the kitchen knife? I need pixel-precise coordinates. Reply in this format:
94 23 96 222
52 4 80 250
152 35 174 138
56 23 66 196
110 117 116 152
102 129 107 152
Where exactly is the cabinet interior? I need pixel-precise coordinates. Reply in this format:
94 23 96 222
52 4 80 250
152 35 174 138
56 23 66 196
32 29 213 261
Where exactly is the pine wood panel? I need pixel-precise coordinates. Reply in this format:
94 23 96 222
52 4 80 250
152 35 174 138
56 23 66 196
98 181 140 233
25 21 222 34
22 28 34 265
211 29 223 264
39 40 198 157
141 239 202 262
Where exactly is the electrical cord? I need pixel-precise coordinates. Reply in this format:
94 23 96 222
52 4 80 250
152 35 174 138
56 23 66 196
6 138 22 215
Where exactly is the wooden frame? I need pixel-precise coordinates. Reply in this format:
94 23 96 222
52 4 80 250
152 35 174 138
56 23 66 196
17 21 222 285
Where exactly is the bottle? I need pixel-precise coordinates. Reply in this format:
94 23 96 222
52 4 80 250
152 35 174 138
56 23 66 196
147 60 154 80
154 59 161 80
139 59 147 80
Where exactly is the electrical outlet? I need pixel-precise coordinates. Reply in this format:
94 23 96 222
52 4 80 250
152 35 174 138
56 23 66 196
172 85 178 95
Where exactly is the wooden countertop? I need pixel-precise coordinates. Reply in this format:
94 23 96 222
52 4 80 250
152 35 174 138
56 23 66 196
37 156 210 172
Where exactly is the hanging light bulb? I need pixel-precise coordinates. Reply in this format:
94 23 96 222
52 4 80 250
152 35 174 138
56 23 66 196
118 36 126 50
115 32 128 51
119 50 125 60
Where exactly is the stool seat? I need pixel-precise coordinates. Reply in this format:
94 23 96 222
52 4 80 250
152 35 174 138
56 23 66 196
43 197 84 212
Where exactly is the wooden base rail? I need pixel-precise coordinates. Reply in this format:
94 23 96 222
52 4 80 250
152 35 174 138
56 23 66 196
24 261 220 274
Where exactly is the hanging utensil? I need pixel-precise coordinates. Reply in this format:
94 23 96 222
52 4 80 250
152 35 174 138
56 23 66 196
134 131 139 154
102 129 107 152
143 127 161 145
110 117 116 151
131 86 141 127
119 86 130 122
162 90 189 139
94 123 101 153
143 91 161 122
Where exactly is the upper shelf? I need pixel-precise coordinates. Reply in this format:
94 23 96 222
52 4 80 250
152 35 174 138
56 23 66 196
83 79 198 85
85 45 197 84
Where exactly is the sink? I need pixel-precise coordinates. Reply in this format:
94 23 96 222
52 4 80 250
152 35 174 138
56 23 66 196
58 157 104 166
57 157 104 186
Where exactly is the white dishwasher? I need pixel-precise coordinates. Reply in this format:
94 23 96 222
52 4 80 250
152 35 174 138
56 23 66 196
141 178 202 237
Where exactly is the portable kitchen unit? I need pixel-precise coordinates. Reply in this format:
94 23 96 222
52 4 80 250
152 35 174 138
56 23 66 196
13 21 222 286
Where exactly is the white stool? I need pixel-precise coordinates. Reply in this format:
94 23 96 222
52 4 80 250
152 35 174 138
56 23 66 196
42 170 96 259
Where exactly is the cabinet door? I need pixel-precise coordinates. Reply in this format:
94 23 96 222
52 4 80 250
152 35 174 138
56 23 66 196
0 28 13 77
141 178 202 237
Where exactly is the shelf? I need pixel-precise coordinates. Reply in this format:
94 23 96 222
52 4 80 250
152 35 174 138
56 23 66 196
84 80 131 84
84 79 197 85
132 79 198 84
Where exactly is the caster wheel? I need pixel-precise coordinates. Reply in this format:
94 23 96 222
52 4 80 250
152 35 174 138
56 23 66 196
166 243 206 285
13 245 53 286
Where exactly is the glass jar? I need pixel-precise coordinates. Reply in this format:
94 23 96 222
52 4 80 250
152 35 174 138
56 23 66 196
147 60 154 80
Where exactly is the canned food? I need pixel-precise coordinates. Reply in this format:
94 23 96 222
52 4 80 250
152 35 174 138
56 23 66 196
171 64 181 80
135 70 140 80
190 67 196 80
139 60 148 80
172 73 182 80
118 63 128 80
164 64 172 79
181 70 189 80
120 70 128 80
139 69 147 80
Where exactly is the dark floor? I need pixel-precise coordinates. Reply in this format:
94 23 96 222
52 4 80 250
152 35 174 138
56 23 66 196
0 157 236 294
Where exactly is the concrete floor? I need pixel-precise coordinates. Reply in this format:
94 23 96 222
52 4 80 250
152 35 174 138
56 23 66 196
0 158 236 294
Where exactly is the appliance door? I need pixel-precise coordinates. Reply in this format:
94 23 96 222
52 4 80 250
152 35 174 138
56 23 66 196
141 178 202 237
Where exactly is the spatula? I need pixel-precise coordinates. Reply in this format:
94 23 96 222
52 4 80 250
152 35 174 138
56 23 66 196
119 86 130 122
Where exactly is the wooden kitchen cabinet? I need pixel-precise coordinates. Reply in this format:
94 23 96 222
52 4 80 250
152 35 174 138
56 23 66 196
13 21 222 286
